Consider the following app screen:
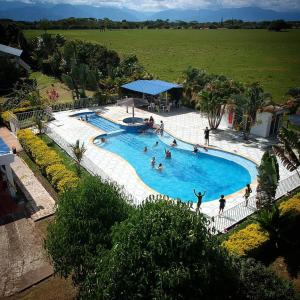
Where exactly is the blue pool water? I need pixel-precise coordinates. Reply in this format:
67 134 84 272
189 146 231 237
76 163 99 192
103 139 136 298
81 113 257 202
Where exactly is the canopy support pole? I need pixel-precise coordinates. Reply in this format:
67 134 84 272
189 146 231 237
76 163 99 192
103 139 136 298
132 106 135 123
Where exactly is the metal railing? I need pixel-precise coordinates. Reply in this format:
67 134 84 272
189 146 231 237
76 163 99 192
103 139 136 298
210 171 300 233
15 109 46 129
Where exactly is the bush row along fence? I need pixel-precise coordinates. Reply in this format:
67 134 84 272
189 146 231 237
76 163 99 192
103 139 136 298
210 171 300 233
9 95 119 132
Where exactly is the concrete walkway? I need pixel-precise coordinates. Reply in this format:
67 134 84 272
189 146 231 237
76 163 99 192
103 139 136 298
0 216 53 297
0 127 55 221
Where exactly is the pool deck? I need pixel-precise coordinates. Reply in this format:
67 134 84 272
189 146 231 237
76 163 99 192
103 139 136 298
47 105 294 218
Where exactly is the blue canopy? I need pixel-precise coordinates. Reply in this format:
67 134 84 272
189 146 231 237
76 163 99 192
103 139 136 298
0 138 10 155
121 80 181 96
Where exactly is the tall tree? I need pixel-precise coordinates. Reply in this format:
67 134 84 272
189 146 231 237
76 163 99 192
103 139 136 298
235 82 269 139
197 79 243 129
62 63 97 100
45 176 133 291
82 199 296 300
256 150 280 209
273 127 300 175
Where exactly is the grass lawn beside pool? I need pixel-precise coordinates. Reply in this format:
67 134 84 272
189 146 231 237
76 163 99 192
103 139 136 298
29 72 73 104
25 29 300 103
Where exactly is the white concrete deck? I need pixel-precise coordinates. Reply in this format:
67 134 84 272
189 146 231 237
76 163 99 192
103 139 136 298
46 105 295 219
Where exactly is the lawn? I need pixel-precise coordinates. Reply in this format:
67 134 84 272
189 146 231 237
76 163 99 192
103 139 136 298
29 72 73 104
25 29 300 103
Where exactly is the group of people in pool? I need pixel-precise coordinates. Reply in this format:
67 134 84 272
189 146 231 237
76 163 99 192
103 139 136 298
79 114 90 122
193 183 252 215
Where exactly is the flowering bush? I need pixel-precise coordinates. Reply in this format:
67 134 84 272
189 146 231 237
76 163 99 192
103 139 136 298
17 129 78 193
279 194 300 216
222 223 269 257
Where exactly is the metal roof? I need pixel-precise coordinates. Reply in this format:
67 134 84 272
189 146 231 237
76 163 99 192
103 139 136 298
121 80 181 96
0 138 10 155
0 44 22 57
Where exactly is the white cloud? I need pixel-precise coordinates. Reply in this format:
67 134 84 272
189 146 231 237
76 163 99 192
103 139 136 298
19 0 300 11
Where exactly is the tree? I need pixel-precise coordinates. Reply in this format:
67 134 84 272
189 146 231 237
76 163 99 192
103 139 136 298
82 199 296 300
268 20 289 32
181 67 209 102
197 79 242 129
70 139 86 175
87 199 238 299
236 258 296 300
34 115 45 135
235 82 269 139
62 63 97 100
273 127 300 175
45 176 133 290
256 150 280 209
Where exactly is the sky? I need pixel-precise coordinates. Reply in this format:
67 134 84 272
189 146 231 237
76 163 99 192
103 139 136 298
12 0 300 12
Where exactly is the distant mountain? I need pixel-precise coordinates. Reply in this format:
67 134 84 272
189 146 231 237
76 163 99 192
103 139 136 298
0 2 299 22
0 2 142 21
150 7 300 22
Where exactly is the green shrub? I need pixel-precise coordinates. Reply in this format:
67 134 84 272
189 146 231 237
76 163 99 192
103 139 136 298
222 223 269 257
17 129 78 193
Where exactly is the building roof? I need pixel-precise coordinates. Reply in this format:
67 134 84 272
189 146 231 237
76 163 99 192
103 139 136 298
0 44 22 57
121 80 181 96
0 138 11 156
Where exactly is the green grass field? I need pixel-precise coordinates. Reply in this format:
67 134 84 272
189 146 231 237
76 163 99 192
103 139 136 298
25 29 300 102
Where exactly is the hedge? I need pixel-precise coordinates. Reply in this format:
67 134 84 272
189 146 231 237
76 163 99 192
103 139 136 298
222 223 269 257
17 129 78 193
279 193 300 216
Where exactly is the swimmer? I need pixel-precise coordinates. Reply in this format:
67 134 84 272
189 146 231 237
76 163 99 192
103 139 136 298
101 137 106 143
85 114 88 121
153 141 159 147
193 145 199 153
171 139 177 147
165 149 171 158
144 146 148 152
157 163 163 171
150 157 155 167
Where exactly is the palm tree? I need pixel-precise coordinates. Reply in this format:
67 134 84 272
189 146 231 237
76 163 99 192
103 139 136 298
62 63 97 100
273 127 300 176
256 150 280 209
70 140 86 175
34 115 45 135
235 82 270 140
197 79 242 129
255 206 281 248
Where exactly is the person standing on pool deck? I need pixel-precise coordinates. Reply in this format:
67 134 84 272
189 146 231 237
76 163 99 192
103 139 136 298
244 183 252 207
193 189 206 213
219 195 226 215
204 127 210 146
160 120 164 136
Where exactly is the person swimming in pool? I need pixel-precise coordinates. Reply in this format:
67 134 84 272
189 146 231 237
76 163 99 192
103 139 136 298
144 146 148 152
101 137 106 143
150 157 155 167
153 141 159 147
193 145 199 154
165 149 171 158
171 139 177 147
157 163 163 171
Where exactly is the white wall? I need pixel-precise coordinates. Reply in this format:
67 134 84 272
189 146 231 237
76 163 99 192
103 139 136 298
250 112 272 138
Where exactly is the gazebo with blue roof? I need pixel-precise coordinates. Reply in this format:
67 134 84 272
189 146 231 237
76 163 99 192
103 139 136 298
121 80 182 111
0 138 16 197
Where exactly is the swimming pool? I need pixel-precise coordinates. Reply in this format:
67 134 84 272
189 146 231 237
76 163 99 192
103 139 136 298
80 113 257 202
